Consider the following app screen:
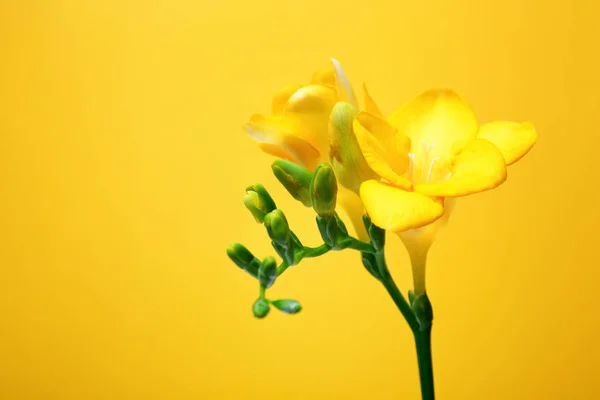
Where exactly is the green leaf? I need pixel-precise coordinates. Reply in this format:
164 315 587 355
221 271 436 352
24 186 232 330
271 299 302 314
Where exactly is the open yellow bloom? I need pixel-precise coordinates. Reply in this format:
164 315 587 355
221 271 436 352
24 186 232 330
353 89 537 293
243 59 371 239
355 89 537 233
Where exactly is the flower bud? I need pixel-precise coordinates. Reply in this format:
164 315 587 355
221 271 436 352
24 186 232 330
329 102 377 193
272 160 313 207
244 184 277 223
264 209 290 244
310 163 337 217
271 299 302 314
226 243 260 279
258 256 277 289
252 298 270 319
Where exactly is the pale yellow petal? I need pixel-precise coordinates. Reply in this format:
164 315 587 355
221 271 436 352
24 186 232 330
362 82 383 117
360 180 444 232
388 89 478 157
336 186 369 241
328 102 377 193
311 64 336 88
414 138 507 197
477 121 537 165
257 143 295 162
331 58 358 107
283 84 338 155
353 112 412 189
244 114 320 168
271 84 303 115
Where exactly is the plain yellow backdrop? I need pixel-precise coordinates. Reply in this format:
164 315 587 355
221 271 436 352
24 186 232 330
1 0 599 399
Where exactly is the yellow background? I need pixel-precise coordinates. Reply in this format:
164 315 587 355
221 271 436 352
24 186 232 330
1 1 599 399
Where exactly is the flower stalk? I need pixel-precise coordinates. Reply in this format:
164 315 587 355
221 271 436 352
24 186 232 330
232 58 536 400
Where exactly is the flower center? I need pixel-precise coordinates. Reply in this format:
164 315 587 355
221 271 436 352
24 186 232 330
407 141 452 184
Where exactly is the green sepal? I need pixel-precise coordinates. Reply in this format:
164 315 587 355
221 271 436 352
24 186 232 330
363 214 385 251
316 214 349 250
411 293 433 331
271 299 302 314
361 252 380 281
252 298 270 318
272 160 313 207
408 290 416 306
226 243 260 279
310 163 338 217
244 184 276 222
272 240 295 266
258 256 277 288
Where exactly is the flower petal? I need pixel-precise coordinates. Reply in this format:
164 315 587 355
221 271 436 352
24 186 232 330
360 180 444 232
331 58 358 107
337 186 369 241
283 84 338 155
311 65 336 88
362 82 384 117
244 114 320 168
414 138 507 197
353 112 412 189
477 121 537 165
329 102 377 193
388 89 478 157
271 84 303 115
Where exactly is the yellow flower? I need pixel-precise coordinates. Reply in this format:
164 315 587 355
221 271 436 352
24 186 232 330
353 89 537 293
243 59 372 239
244 58 357 170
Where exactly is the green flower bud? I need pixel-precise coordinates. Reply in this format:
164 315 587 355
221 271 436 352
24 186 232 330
244 184 277 223
252 298 270 318
363 214 385 251
310 163 338 217
264 209 290 244
272 160 313 207
271 299 302 314
258 256 277 289
226 243 260 279
412 293 433 331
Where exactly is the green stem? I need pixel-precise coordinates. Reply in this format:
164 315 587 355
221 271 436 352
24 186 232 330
342 238 376 253
276 261 290 277
374 250 419 331
302 244 330 258
373 249 434 399
414 327 435 400
259 285 266 299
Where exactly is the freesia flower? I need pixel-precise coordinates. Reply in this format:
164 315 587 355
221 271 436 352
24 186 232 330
243 59 380 240
344 89 536 293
